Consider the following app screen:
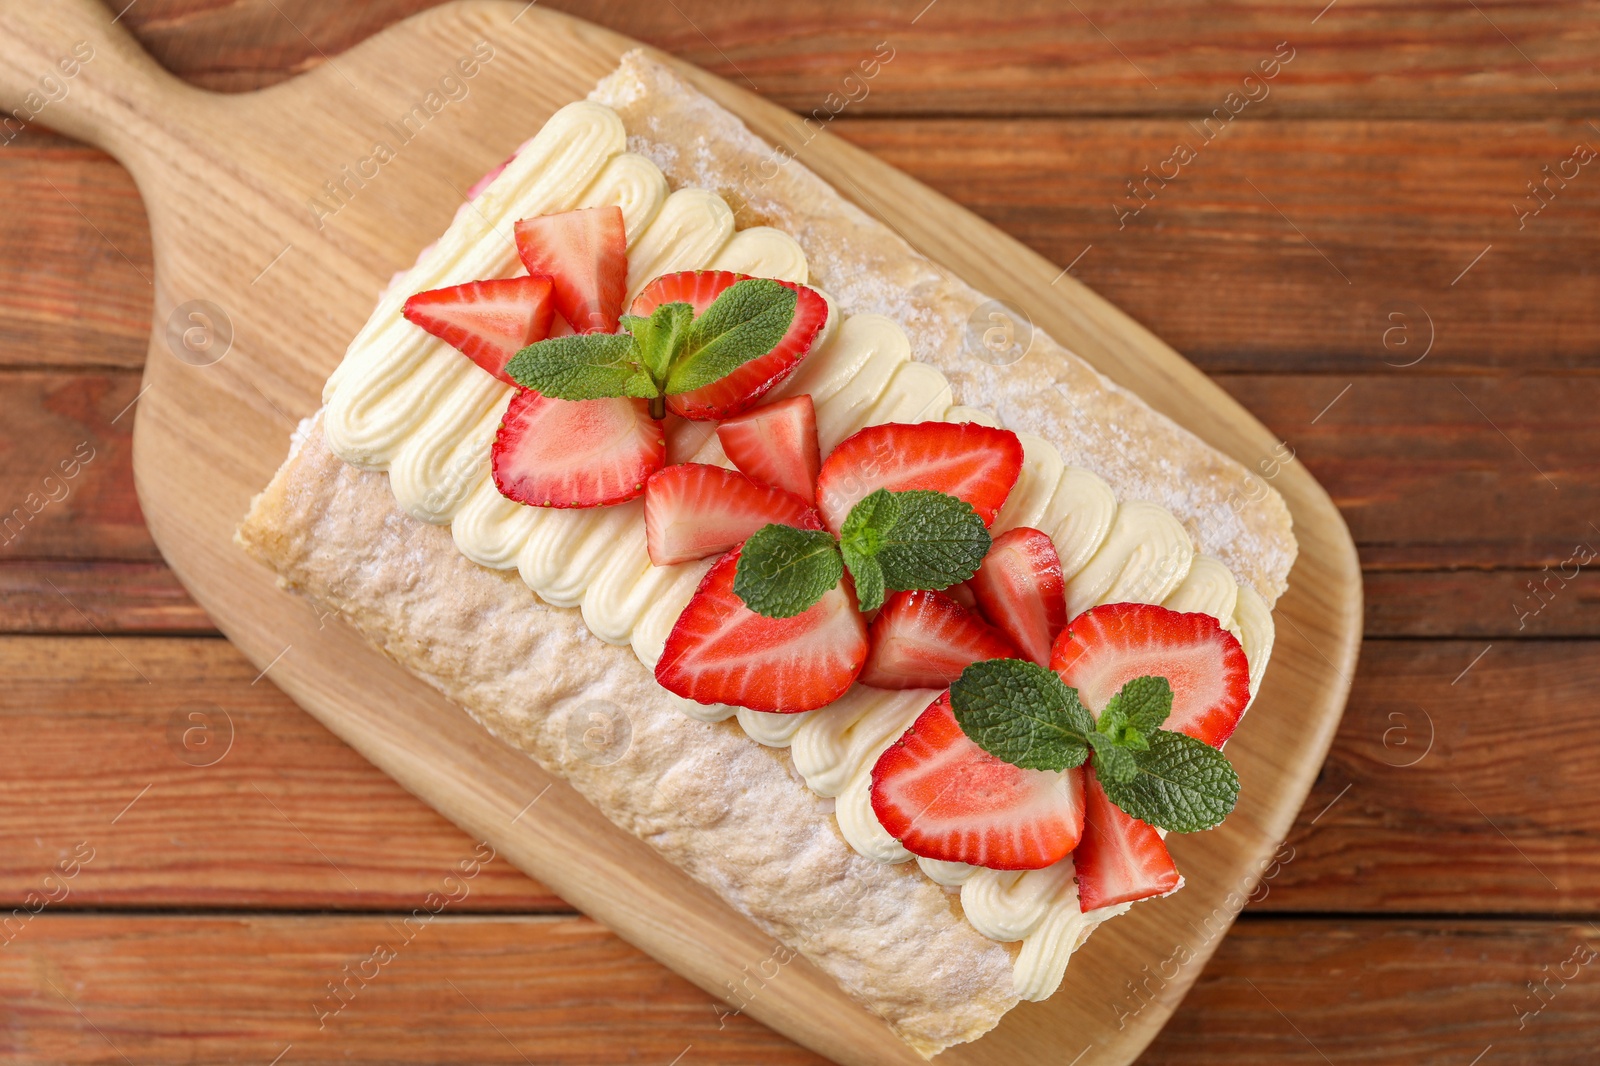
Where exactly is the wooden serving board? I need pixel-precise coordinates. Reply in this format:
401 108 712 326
0 1 1362 1062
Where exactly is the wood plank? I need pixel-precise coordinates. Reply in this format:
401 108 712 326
0 636 561 910
1148 919 1600 1065
5 366 1598 574
3 914 1596 1065
109 0 1600 118
833 117 1600 373
1363 569 1600 638
0 371 151 559
5 634 1597 913
1223 374 1600 570
0 560 212 634
1257 639 1599 914
0 914 826 1065
8 114 1600 374
14 562 1600 638
0 132 151 370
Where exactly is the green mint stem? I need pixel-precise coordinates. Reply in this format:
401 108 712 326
649 395 665 420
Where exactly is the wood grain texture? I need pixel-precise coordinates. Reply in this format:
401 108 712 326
0 637 560 911
0 371 149 559
1222 375 1600 570
107 0 1600 118
12 562 1600 637
0 132 151 370
1258 640 1600 914
0 559 211 634
5 1 1591 1063
0 2 1359 1061
4 915 1596 1065
0 914 827 1065
4 370 1593 581
6 637 1591 915
1361 570 1600 637
834 117 1600 374
12 114 1600 375
1147 919 1600 1065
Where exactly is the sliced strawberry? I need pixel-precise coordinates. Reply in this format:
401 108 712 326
871 693 1086 870
629 269 744 317
815 422 1024 533
513 206 628 333
644 463 821 567
630 270 830 422
945 581 979 610
655 547 867 712
1050 602 1251 748
1074 769 1182 911
402 276 556 385
492 390 664 509
970 527 1069 667
860 590 1018 690
715 395 821 504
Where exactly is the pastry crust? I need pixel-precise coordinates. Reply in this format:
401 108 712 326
592 53 1295 604
239 418 1021 1056
239 51 1295 1057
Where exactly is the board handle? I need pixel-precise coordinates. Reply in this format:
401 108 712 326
0 0 202 158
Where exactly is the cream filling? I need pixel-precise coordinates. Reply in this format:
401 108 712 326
321 100 1277 1002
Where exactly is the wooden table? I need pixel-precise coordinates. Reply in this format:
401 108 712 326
2 2 1596 1062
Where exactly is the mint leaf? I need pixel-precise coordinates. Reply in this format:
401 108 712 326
1092 744 1139 785
664 279 798 395
839 488 901 560
733 524 844 619
874 490 992 592
838 488 990 604
950 659 1094 772
1091 700 1149 752
622 302 693 383
845 550 886 612
1106 676 1172 739
1099 730 1240 833
506 333 656 400
839 488 899 610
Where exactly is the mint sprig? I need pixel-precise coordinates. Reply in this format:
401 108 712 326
620 302 692 383
949 661 1239 833
666 279 797 394
733 486 993 618
732 525 844 619
838 489 898 611
505 278 800 419
838 488 991 611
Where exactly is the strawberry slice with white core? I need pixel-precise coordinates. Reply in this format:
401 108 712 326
629 268 744 317
1050 602 1251 748
871 693 1086 870
402 275 556 385
643 463 821 567
655 547 867 712
715 394 821 504
860 589 1018 690
970 527 1068 667
1073 768 1182 911
492 390 664 509
513 206 628 333
815 422 1024 534
630 270 830 422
